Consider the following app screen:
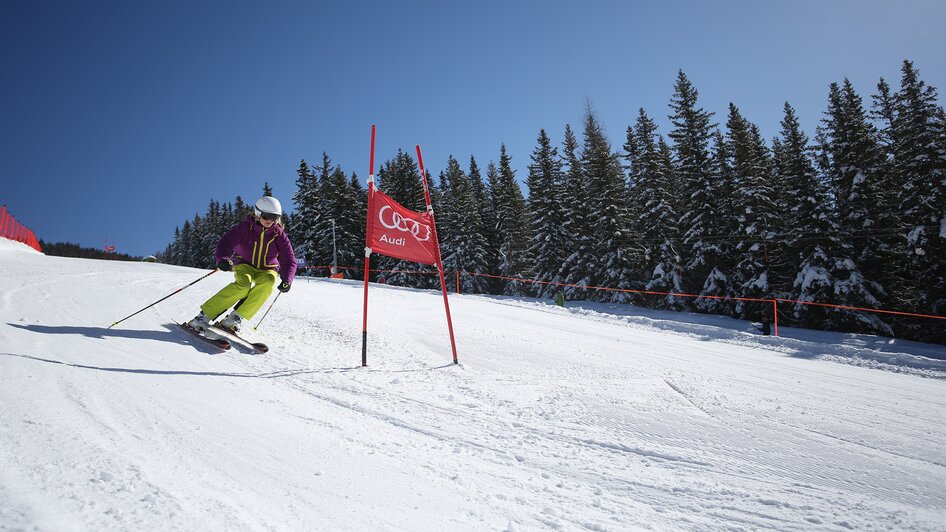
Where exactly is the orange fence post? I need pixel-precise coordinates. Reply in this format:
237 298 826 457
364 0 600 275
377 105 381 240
772 299 779 337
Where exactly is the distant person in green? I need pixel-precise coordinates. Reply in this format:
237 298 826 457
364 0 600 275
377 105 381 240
188 196 297 334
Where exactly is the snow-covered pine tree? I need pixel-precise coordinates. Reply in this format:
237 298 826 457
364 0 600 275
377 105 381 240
296 155 365 280
867 77 913 302
309 153 339 272
827 81 898 279
669 70 716 307
378 150 426 212
320 167 363 278
463 157 496 293
319 166 345 273
222 201 234 231
658 136 686 273
345 172 367 276
435 169 457 274
432 169 450 240
692 130 737 316
291 159 320 274
440 156 490 294
492 144 533 295
753 131 793 298
186 213 203 267
526 129 567 299
166 204 219 268
467 155 500 293
625 108 683 308
889 61 946 332
556 124 597 301
818 80 893 335
196 200 216 269
178 220 193 266
621 122 646 297
726 104 778 318
482 161 505 293
203 206 217 268
233 195 250 224
580 108 633 302
871 77 899 185
167 227 182 265
775 102 839 327
280 213 293 247
216 200 232 258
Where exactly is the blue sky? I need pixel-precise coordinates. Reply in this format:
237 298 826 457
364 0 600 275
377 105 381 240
2 0 944 257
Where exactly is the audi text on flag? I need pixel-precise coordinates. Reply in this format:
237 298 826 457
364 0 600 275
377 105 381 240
367 189 439 265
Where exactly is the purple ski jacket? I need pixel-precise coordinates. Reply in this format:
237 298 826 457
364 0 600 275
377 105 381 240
215 215 297 284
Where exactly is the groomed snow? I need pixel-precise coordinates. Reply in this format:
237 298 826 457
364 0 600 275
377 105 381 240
1 238 945 530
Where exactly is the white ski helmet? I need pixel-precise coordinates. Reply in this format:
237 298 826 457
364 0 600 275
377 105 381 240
254 196 282 219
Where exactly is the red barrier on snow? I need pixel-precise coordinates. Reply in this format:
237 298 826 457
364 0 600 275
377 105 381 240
0 205 42 252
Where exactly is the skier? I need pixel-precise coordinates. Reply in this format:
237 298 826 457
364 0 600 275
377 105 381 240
187 196 297 335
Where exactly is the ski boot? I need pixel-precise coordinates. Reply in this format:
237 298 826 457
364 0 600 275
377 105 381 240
217 311 243 334
187 311 212 333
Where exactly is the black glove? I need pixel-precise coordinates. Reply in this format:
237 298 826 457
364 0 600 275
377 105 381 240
278 280 291 293
216 259 233 272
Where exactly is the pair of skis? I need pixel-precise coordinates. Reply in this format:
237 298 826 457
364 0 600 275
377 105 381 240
179 322 269 353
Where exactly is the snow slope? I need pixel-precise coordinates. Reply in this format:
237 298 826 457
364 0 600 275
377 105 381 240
2 238 945 531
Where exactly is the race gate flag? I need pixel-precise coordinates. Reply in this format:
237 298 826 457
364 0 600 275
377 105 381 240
361 125 458 367
367 189 438 266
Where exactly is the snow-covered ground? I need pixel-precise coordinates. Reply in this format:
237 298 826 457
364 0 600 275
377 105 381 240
2 237 945 531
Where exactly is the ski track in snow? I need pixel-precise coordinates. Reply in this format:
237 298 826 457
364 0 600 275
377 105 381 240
1 239 945 531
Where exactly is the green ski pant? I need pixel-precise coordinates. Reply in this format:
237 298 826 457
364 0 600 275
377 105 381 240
200 263 278 321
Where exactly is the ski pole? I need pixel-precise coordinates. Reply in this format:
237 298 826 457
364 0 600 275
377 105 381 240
108 269 218 329
253 291 281 331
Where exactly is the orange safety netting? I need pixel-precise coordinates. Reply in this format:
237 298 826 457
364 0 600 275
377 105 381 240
301 265 946 338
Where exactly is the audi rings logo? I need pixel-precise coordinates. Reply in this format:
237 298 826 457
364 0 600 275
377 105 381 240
379 205 432 241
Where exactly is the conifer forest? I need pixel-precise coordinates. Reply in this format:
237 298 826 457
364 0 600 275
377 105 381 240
162 61 946 344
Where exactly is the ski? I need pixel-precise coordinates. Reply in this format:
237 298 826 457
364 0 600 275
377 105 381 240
178 322 231 351
209 324 269 353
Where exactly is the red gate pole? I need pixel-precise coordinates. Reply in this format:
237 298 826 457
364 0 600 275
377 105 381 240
456 271 460 294
361 125 377 367
0 206 7 238
416 145 459 364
